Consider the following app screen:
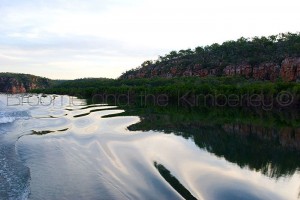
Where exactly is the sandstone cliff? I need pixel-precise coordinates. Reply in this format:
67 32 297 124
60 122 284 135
121 57 300 82
0 73 52 93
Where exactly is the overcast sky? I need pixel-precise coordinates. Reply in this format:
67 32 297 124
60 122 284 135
0 0 299 79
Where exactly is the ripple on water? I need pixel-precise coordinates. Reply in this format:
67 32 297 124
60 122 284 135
0 139 30 200
2 95 297 200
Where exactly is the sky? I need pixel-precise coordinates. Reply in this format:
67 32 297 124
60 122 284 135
0 0 300 79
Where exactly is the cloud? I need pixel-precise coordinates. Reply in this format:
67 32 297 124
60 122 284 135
0 0 299 79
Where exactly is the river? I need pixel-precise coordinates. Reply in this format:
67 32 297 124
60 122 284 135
0 94 299 200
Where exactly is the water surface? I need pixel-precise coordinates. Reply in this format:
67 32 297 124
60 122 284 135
0 94 300 199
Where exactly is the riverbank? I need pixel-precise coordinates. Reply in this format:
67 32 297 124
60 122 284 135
30 76 300 110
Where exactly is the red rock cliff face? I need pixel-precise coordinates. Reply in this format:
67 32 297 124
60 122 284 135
236 64 252 78
122 57 300 82
223 58 300 81
252 62 280 81
280 57 300 81
0 75 51 93
0 77 25 93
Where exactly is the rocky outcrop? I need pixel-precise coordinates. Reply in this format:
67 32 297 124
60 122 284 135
280 57 300 81
0 73 52 93
252 62 280 81
223 65 236 76
121 57 300 82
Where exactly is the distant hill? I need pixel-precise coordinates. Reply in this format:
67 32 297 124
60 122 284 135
120 32 300 82
50 78 114 89
0 73 52 93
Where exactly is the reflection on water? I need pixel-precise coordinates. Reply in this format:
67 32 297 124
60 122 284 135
120 106 300 178
154 162 197 200
0 94 300 199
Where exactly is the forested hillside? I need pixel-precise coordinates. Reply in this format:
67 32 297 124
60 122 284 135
120 33 300 81
0 73 52 93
